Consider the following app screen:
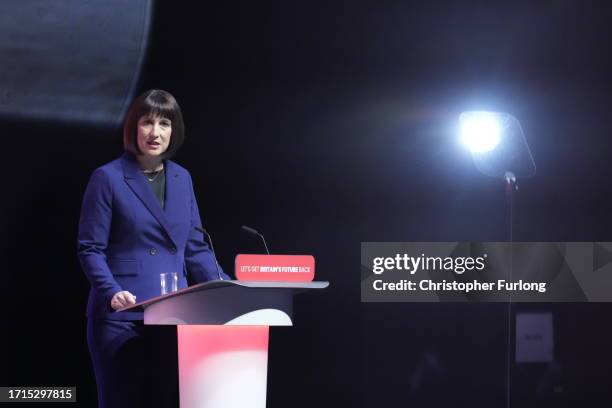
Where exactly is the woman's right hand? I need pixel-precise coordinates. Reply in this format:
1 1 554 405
110 291 137 310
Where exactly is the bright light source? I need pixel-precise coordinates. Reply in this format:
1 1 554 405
459 111 502 153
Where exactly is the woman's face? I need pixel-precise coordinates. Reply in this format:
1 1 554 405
136 115 172 157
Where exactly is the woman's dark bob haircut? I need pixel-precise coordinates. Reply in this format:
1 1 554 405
123 89 185 159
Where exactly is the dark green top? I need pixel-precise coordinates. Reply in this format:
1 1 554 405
144 167 166 208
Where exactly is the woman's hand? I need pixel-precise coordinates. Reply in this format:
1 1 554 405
110 291 137 310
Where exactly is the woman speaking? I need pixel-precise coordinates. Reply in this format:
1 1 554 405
78 89 229 407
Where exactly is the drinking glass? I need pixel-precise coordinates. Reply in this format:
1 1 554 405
160 272 178 295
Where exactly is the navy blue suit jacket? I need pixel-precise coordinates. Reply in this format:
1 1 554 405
78 153 229 320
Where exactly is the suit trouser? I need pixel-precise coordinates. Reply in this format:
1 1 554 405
87 319 178 408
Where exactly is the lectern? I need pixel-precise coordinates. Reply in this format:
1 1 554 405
122 280 328 408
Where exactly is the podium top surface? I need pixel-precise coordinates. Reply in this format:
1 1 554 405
119 280 329 313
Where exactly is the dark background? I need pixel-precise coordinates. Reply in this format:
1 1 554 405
3 1 612 407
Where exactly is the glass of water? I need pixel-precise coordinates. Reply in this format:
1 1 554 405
160 272 178 295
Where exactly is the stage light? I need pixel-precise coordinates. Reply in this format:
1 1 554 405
459 111 502 153
459 110 535 180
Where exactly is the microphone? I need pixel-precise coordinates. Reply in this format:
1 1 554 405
194 226 223 280
241 225 270 255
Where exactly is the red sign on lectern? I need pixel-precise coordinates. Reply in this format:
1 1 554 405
235 254 315 282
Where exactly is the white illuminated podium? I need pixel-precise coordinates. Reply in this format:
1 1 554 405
122 280 328 408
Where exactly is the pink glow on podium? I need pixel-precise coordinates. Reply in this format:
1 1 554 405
177 325 270 408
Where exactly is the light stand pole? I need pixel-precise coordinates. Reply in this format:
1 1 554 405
460 111 535 408
504 170 517 408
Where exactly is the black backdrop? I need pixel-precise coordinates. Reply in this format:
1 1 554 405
4 2 612 407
